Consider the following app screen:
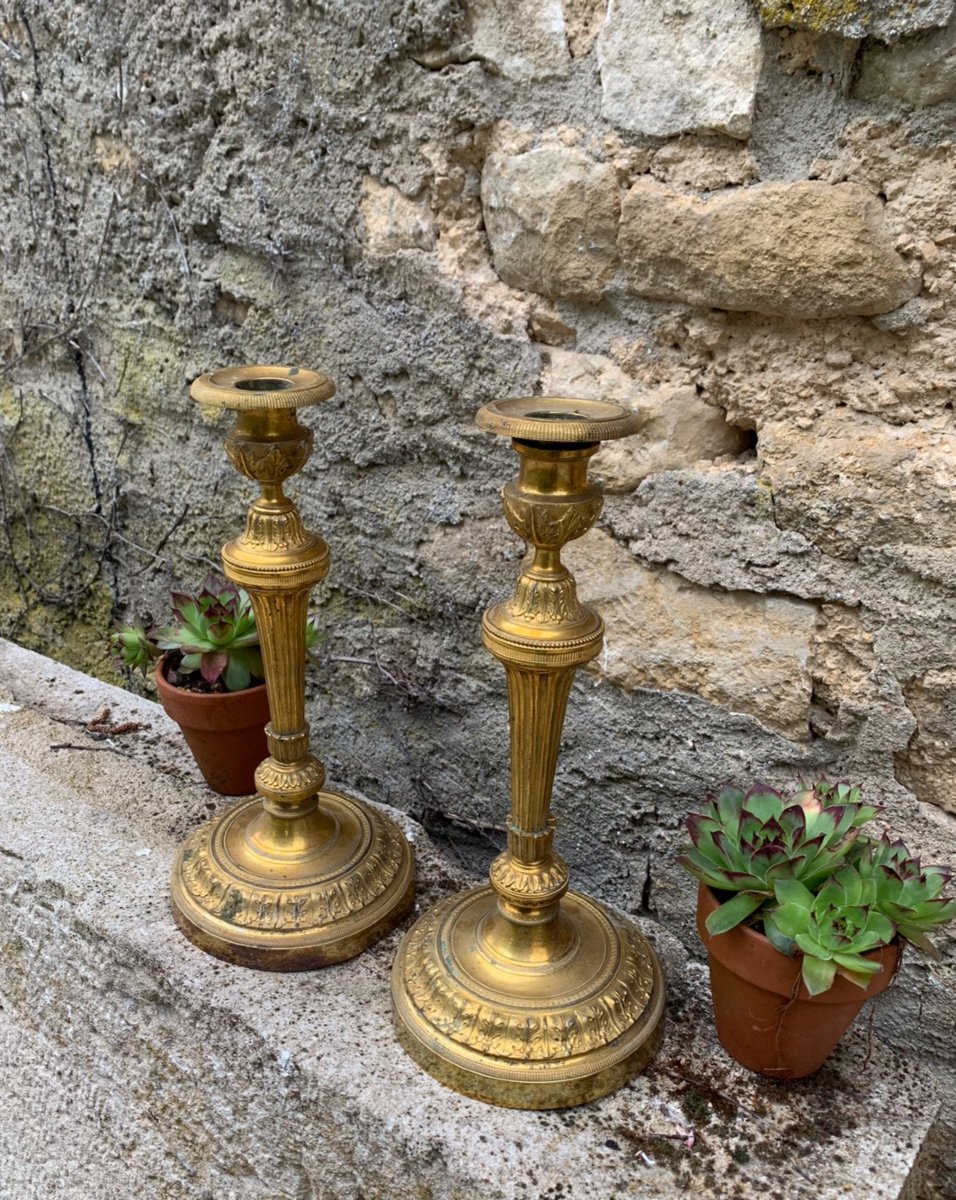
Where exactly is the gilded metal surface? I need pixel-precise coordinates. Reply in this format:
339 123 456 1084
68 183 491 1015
392 396 664 1107
191 364 335 412
474 395 641 444
170 365 414 969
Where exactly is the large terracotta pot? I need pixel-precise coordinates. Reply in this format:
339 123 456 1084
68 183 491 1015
697 883 900 1080
155 659 270 796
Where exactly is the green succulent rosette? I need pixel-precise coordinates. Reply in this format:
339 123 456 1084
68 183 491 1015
678 782 879 937
765 868 895 997
679 779 956 998
110 573 324 694
110 615 163 674
152 576 263 692
856 835 956 956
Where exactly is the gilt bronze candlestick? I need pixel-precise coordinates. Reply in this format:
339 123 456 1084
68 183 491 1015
170 365 414 969
392 396 664 1107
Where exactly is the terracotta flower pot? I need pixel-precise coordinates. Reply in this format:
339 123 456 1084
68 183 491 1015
697 883 900 1080
155 658 270 796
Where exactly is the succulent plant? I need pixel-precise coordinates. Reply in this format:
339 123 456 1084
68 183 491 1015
111 615 163 675
110 574 321 693
765 868 895 996
151 577 263 692
857 835 956 956
680 778 956 999
678 782 880 937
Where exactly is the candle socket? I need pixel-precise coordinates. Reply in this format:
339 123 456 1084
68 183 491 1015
170 366 414 969
391 397 664 1108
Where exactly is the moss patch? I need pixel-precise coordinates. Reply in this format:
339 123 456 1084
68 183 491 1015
1 575 118 683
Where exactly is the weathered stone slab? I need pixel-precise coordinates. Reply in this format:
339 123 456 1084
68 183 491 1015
594 384 748 493
0 639 944 1199
753 0 955 42
469 0 571 81
597 0 763 138
856 17 956 107
567 532 819 740
619 180 920 318
482 147 619 301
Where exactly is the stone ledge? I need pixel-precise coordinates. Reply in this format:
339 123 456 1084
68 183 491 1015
0 639 943 1200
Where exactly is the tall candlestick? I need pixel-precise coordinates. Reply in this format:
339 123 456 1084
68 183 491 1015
391 396 664 1107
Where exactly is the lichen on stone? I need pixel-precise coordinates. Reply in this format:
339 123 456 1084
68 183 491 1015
753 0 956 39
755 0 865 34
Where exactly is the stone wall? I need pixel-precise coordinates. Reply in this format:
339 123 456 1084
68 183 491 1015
1 0 955 1175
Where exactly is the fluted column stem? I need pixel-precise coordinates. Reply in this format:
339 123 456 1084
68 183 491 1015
483 440 604 924
221 407 329 818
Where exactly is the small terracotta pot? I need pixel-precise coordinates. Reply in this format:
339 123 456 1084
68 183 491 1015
155 658 270 796
697 883 900 1080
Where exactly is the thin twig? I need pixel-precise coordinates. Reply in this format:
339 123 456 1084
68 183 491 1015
12 488 119 607
36 501 194 577
329 652 402 690
152 507 188 556
137 170 194 300
50 742 130 755
1 191 116 380
340 583 417 616
72 189 117 319
67 337 107 382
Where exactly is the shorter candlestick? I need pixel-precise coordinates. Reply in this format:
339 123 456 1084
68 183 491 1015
391 396 664 1107
170 365 415 969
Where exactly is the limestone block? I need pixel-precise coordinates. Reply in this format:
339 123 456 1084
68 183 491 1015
896 668 956 814
567 532 818 740
618 180 921 318
856 18 956 107
760 409 956 557
753 0 955 41
481 147 619 301
671 303 954 432
606 464 820 594
596 0 763 138
774 26 861 81
538 349 748 491
469 0 570 81
361 178 435 255
596 384 748 493
808 603 916 752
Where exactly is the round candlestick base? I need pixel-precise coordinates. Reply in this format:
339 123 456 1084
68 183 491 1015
391 886 665 1109
171 788 415 970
